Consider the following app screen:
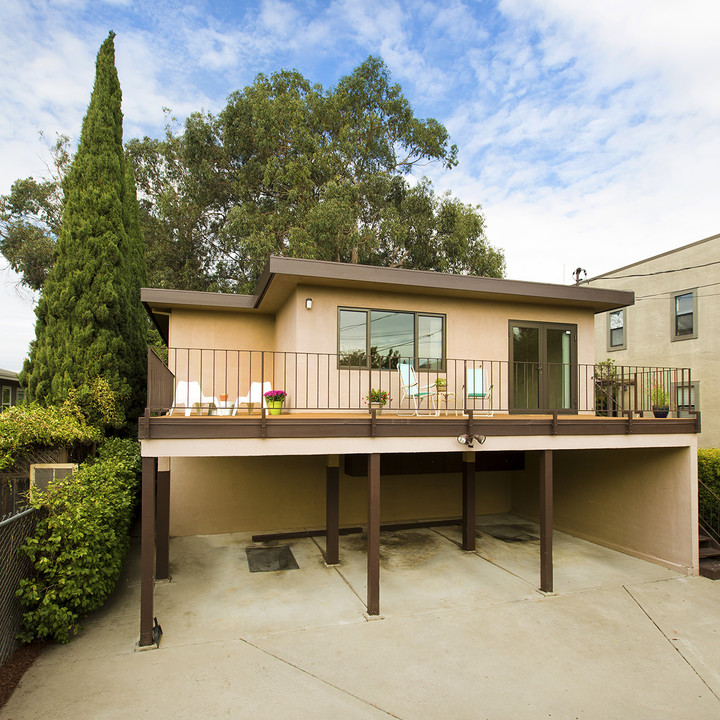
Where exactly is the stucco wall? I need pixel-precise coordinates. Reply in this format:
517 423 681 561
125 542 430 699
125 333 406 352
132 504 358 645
168 455 512 535
588 235 720 447
165 284 598 412
169 308 276 351
166 285 596 364
510 447 697 572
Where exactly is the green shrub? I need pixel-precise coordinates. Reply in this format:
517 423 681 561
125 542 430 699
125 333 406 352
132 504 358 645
698 448 720 531
16 438 140 643
0 401 101 471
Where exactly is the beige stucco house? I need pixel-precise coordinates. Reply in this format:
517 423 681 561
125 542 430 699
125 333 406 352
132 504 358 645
137 256 699 646
585 232 719 448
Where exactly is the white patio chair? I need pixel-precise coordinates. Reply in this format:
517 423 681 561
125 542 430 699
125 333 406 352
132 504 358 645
233 381 272 415
397 361 437 416
174 381 219 416
464 367 493 417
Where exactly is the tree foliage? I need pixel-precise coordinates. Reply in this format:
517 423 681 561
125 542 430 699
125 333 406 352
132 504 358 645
0 401 102 471
20 33 148 424
2 56 504 296
0 134 70 291
158 56 504 291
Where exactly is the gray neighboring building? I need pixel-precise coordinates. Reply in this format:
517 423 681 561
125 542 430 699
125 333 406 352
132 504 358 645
585 232 720 448
0 368 24 410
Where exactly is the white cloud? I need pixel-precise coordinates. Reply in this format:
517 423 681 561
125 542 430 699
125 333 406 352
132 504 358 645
2 0 720 369
0 268 36 373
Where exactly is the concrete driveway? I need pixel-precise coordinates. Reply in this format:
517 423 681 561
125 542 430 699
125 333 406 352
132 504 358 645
3 516 720 719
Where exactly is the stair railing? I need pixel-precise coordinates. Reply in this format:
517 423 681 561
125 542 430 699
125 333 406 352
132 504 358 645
699 477 720 545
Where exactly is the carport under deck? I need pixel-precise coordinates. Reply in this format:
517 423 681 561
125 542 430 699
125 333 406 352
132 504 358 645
138 412 700 647
154 515 683 638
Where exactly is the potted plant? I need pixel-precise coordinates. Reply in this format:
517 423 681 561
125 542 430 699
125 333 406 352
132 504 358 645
364 388 390 414
264 390 287 416
650 381 671 418
435 377 447 389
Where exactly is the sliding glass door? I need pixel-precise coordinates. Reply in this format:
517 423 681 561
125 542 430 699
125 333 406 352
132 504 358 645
510 322 577 412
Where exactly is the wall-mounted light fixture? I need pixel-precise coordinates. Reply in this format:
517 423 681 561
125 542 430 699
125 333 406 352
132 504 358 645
305 298 313 310
456 433 487 448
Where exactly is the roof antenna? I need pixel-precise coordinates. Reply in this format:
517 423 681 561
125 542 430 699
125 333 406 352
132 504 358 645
572 267 587 284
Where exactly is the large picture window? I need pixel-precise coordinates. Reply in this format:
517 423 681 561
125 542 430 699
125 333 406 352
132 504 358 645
338 308 445 369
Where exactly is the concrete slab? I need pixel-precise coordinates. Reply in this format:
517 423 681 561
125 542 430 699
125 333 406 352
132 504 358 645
153 533 367 646
332 526 537 616
436 514 680 593
4 520 720 719
249 586 720 719
623 576 720 697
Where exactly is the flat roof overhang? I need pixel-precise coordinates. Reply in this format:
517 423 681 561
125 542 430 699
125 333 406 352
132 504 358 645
141 257 635 342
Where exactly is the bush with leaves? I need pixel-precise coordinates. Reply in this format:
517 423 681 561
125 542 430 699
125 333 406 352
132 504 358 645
16 438 141 643
0 401 101 471
698 448 720 531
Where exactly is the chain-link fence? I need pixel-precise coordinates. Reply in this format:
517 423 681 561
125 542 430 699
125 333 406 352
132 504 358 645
0 508 36 664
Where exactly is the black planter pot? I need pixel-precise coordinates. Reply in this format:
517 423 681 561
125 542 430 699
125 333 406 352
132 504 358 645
652 405 670 418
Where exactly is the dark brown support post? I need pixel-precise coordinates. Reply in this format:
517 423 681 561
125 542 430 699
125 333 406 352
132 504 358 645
539 449 553 593
462 451 476 551
140 457 156 647
155 469 170 580
325 455 340 565
367 453 381 616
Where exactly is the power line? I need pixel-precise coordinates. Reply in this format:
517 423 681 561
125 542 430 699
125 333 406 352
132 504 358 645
635 280 720 301
591 258 720 281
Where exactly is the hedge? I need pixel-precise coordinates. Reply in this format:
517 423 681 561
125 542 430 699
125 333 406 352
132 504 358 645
698 448 720 532
16 438 140 643
0 401 101 471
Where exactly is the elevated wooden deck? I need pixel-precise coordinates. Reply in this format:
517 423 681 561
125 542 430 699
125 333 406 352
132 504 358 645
139 409 700 440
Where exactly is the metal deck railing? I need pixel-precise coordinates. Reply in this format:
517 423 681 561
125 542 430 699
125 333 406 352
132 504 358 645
146 347 693 418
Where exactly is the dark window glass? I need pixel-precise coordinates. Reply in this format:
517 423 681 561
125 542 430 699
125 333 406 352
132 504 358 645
675 293 693 336
370 311 414 368
338 309 445 369
609 310 624 347
417 315 444 370
339 309 367 367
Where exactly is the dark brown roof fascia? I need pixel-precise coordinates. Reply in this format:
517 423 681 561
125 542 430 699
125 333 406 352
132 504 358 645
141 288 256 311
256 256 634 312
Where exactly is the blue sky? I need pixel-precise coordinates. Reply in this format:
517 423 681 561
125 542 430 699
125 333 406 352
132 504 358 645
1 0 719 370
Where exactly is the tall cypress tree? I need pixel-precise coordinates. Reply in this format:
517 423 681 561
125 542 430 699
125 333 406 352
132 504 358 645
22 32 147 426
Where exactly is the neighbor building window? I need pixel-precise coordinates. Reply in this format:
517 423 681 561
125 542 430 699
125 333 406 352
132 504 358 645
1 386 11 410
608 309 626 350
672 289 697 340
15 388 25 405
338 308 445 369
